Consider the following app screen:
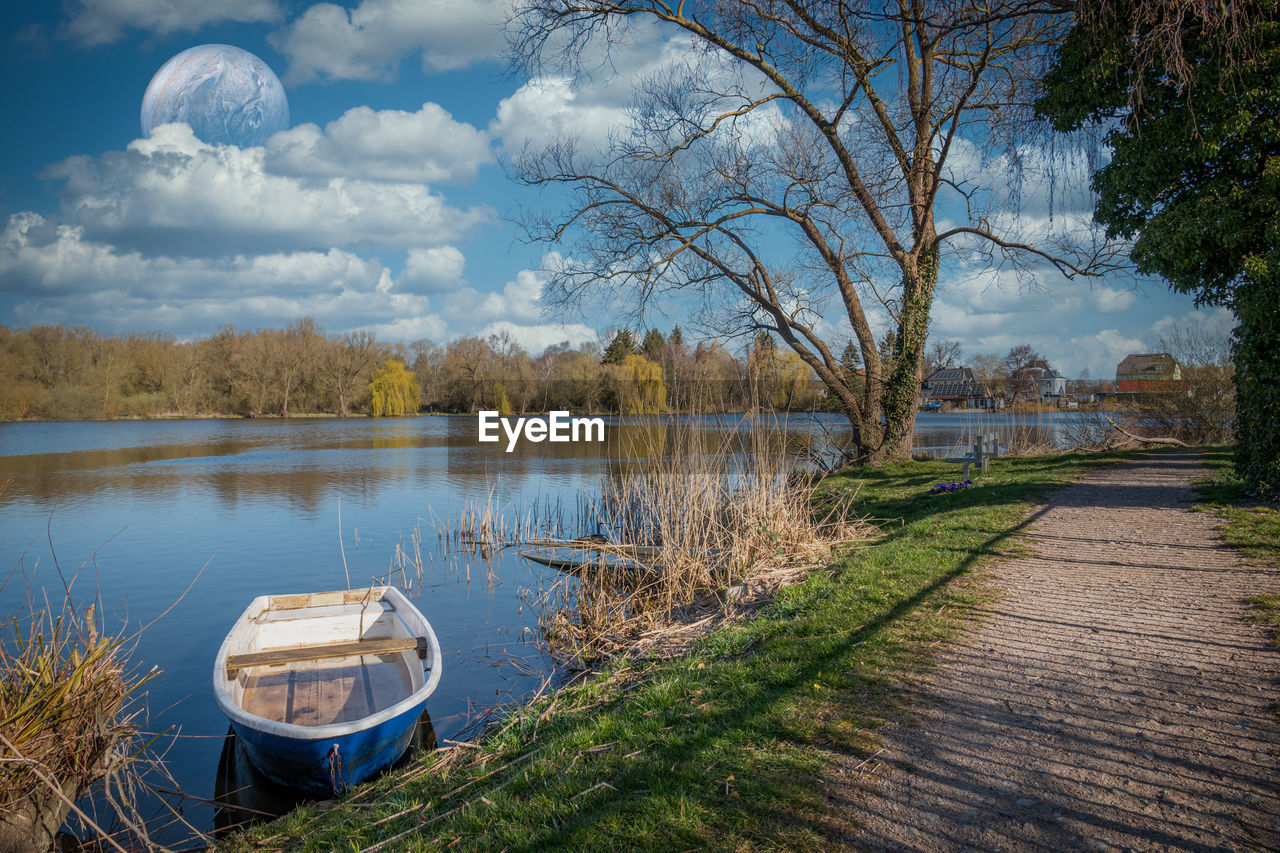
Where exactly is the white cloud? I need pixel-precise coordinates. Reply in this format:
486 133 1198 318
2 216 588 353
475 267 546 323
491 25 786 155
369 313 450 343
44 124 491 258
1149 306 1236 344
1 213 432 334
265 103 492 184
492 75 631 153
941 137 1100 221
62 0 281 46
424 255 595 353
398 246 467 294
1088 286 1138 314
475 320 597 354
1067 329 1149 379
269 0 510 84
3 214 379 299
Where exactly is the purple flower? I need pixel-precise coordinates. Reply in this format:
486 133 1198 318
929 479 974 495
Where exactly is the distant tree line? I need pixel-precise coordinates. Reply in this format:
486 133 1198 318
4 319 1164 422
0 321 843 420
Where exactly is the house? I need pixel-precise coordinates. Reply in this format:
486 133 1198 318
921 367 1002 409
1034 367 1068 400
1116 353 1186 394
1007 364 1067 403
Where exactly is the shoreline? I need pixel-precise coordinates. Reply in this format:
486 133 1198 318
0 404 1099 425
217 448 1144 851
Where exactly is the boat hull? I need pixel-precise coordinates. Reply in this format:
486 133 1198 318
231 699 426 795
213 587 443 798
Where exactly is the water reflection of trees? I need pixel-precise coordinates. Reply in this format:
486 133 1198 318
2 415 1081 516
0 434 440 514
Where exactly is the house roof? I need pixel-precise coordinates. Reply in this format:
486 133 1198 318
1016 365 1064 380
923 366 990 399
1117 353 1178 375
929 383 989 399
923 367 975 384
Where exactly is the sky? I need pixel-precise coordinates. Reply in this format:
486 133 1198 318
0 0 1234 379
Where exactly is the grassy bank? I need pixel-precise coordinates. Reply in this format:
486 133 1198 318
223 450 1131 852
1193 447 1280 645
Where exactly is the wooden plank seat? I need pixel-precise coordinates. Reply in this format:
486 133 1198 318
226 636 428 678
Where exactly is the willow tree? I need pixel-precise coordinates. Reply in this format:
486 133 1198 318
369 359 420 417
611 352 667 413
510 0 1116 462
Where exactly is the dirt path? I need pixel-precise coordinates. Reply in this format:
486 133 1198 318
832 450 1280 852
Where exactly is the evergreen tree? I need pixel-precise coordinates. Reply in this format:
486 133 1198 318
878 330 898 369
840 340 862 380
641 328 665 361
600 329 636 365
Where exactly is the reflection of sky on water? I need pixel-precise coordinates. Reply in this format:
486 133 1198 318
0 411 1085 841
0 416 582 841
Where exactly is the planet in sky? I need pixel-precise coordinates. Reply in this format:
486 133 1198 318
141 44 289 148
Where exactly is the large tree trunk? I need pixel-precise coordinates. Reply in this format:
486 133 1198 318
875 248 939 463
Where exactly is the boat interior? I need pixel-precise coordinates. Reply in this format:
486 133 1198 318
241 656 415 727
224 590 427 728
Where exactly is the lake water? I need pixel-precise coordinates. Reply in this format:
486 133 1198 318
0 410 1080 842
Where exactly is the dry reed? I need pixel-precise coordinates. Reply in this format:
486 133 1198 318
374 421 871 666
1 477 174 853
933 410 1062 460
523 422 873 664
0 593 163 852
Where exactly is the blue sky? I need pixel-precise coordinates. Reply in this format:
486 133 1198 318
0 0 1232 378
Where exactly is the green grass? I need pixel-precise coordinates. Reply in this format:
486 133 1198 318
224 450 1132 852
1193 446 1280 645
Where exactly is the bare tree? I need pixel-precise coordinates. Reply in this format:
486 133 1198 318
442 336 496 411
272 317 323 417
534 341 571 409
489 329 536 411
923 338 963 376
324 330 379 417
233 331 275 416
970 351 1007 398
509 1 1118 463
410 339 445 410
1003 343 1050 404
1145 323 1235 443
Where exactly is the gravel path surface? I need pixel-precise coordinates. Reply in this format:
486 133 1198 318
832 450 1280 852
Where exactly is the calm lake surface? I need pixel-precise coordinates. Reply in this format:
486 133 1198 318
0 410 1079 841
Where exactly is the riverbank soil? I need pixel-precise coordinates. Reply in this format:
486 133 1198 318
832 450 1280 851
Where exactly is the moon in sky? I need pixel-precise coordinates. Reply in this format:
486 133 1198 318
141 44 289 148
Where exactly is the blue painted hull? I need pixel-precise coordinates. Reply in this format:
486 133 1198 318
231 699 427 796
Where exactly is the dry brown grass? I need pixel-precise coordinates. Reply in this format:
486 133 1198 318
0 593 165 852
0 477 173 852
379 422 873 666
523 424 874 664
937 411 1061 459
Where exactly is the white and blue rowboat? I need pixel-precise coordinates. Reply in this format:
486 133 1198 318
213 586 442 796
